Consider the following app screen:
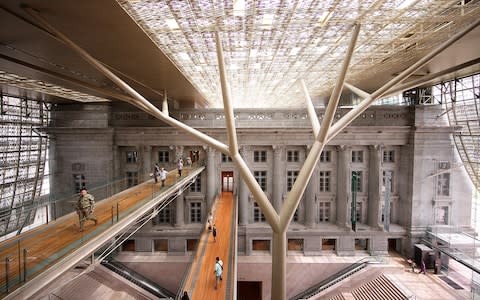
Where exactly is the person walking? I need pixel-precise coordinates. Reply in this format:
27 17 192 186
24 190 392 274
177 158 183 177
212 224 217 242
181 291 189 300
214 257 223 289
159 167 168 187
420 259 426 274
216 257 224 280
76 187 98 231
153 163 160 183
207 213 214 231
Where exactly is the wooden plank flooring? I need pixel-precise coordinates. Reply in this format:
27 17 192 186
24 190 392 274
181 192 236 300
0 167 197 295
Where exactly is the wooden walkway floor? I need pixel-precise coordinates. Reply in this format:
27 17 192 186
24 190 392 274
181 192 236 300
0 166 199 296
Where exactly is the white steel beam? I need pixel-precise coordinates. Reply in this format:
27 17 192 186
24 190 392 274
300 79 320 137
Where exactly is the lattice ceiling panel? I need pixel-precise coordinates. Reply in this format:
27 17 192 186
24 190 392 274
117 0 480 108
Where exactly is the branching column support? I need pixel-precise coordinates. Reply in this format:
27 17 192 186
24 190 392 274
23 5 480 299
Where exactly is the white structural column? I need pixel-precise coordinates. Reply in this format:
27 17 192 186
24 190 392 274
175 191 185 227
305 146 317 228
239 146 249 225
272 145 284 213
336 145 350 229
367 145 382 228
207 146 216 209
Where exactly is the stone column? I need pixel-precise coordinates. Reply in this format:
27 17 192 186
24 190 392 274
336 145 351 229
368 145 382 229
305 145 317 228
239 146 249 225
143 145 152 181
272 145 284 213
207 146 216 209
175 191 185 226
175 145 184 162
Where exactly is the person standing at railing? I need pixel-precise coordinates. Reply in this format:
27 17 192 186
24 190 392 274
177 158 184 177
159 167 168 187
76 187 98 232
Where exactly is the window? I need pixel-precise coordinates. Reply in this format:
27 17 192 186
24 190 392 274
355 202 362 223
254 171 267 191
383 150 395 162
293 209 299 222
382 171 394 193
352 171 363 192
190 202 201 223
287 170 299 191
319 171 331 192
287 150 299 162
254 150 267 162
437 173 450 196
187 239 198 251
253 202 266 222
126 151 138 163
73 174 86 193
320 150 331 163
288 239 304 251
352 150 363 163
435 206 449 224
153 239 168 251
319 202 330 222
158 151 169 163
221 153 233 162
158 204 171 223
126 171 138 187
252 240 270 251
322 239 336 250
190 176 201 192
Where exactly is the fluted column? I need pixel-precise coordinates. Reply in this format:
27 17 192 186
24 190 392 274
207 146 216 209
272 145 285 213
336 145 351 229
175 145 184 161
239 146 249 225
143 145 152 180
305 145 317 228
175 191 185 226
368 145 382 228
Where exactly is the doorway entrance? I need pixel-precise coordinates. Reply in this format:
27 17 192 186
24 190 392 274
237 281 262 300
222 171 234 192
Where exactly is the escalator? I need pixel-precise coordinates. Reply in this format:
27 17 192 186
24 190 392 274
101 259 175 299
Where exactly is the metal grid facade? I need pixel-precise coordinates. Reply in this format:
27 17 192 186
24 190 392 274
0 94 49 235
434 72 480 191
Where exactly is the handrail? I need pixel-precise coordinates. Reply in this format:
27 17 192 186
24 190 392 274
0 164 204 298
175 189 220 299
101 259 175 299
290 256 383 300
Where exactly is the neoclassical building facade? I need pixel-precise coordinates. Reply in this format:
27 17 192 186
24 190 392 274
48 102 472 258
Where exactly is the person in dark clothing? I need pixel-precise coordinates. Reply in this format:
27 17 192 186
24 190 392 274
212 224 217 242
181 291 189 300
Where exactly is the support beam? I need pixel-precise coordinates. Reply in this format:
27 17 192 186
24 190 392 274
327 18 480 143
300 79 320 137
24 6 229 155
162 90 169 116
344 82 371 99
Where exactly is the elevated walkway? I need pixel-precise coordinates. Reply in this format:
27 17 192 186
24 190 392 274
178 192 237 300
0 165 204 299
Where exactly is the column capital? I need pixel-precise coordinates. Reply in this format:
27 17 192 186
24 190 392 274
239 145 249 154
336 145 349 151
368 144 382 151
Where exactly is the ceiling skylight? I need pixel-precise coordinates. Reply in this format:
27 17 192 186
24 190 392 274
117 0 479 108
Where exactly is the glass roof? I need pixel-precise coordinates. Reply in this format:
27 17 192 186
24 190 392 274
117 0 480 108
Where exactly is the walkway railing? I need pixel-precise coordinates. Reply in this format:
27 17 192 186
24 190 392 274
0 164 204 299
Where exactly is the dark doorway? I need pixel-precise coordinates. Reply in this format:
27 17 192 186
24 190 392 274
388 238 398 252
222 171 234 192
238 281 262 300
